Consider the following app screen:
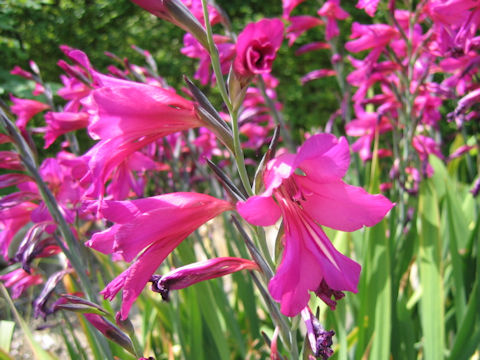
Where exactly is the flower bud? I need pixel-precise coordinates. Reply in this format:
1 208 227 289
150 257 258 300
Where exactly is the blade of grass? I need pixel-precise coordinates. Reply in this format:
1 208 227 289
368 220 392 360
0 321 15 354
0 348 13 360
0 284 57 360
445 185 467 324
417 179 445 360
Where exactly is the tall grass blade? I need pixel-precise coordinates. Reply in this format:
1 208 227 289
417 179 445 360
0 284 57 360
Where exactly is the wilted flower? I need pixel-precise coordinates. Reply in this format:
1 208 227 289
301 307 335 359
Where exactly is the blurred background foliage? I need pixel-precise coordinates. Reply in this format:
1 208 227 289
0 0 367 136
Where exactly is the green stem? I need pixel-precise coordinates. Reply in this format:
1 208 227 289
230 110 254 196
200 0 232 113
200 0 252 196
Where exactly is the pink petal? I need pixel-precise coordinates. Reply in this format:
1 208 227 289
297 177 394 231
263 153 296 195
268 210 360 316
119 241 176 320
236 195 281 226
294 134 350 181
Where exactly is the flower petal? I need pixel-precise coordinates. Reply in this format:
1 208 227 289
236 195 281 226
298 177 394 231
294 134 350 181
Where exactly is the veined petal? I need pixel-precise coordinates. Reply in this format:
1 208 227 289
269 209 361 316
263 153 296 195
119 241 177 320
86 224 120 255
236 195 281 226
294 134 350 181
89 193 232 262
268 224 322 316
298 177 394 231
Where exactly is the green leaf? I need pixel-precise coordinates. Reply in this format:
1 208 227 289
0 284 58 360
0 321 15 353
445 185 467 323
417 179 445 360
355 220 391 360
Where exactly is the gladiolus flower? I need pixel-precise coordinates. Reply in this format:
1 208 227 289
0 268 43 299
356 0 380 17
282 0 307 19
44 111 89 149
150 257 258 300
345 22 397 53
233 19 284 79
130 0 208 48
86 192 233 319
9 95 49 130
286 16 324 46
237 134 394 316
317 0 349 40
82 82 203 197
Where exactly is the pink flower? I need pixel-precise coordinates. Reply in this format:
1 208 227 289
356 0 380 17
0 268 43 299
317 0 349 40
85 192 233 319
44 111 89 149
237 134 394 316
286 16 324 46
345 22 398 53
10 65 34 80
82 82 202 197
150 257 258 300
83 314 134 353
130 0 208 48
301 69 336 84
282 0 307 19
181 33 235 85
0 202 37 260
10 95 49 130
234 19 284 79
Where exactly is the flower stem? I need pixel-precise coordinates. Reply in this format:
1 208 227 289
200 0 253 196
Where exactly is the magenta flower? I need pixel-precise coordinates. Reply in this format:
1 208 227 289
44 111 89 149
0 202 37 260
317 0 349 40
85 192 233 319
233 19 284 79
282 0 307 19
9 95 49 130
10 65 34 80
150 257 258 300
345 22 397 53
286 16 324 46
237 134 394 316
0 268 43 299
356 0 380 17
82 82 202 197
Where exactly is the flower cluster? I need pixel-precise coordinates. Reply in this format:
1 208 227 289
0 1 409 359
